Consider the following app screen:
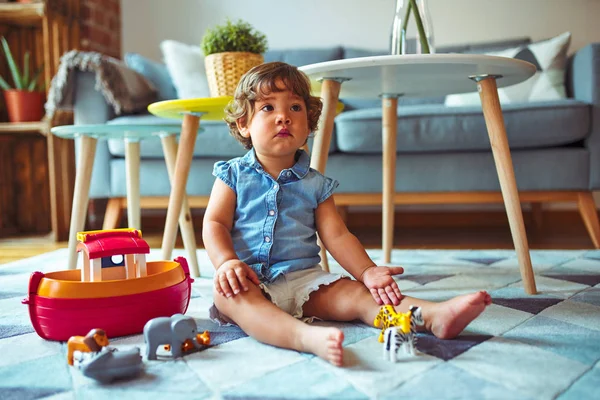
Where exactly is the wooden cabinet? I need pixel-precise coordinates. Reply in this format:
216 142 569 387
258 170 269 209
0 1 79 239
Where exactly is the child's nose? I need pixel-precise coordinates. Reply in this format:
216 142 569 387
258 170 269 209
276 113 291 124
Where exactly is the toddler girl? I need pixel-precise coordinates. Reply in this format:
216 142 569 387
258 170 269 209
203 61 491 366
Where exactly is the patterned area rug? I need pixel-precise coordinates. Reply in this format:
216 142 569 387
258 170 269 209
1 248 600 399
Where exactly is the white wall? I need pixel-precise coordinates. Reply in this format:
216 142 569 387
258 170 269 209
122 0 600 61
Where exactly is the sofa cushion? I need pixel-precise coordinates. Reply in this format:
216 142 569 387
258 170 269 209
124 53 177 101
324 147 589 193
334 99 590 153
106 114 337 158
160 40 211 99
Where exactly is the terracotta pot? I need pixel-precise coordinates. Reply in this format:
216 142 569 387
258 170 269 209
3 89 45 123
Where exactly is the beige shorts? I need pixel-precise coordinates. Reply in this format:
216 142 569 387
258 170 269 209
209 264 348 326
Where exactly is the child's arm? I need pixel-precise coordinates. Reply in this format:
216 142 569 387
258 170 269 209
316 197 403 305
203 179 260 297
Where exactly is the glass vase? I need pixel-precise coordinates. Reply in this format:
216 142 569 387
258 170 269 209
389 0 435 55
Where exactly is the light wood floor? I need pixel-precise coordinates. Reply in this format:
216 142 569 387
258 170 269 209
0 210 596 265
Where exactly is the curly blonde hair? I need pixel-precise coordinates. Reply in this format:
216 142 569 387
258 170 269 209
224 62 323 149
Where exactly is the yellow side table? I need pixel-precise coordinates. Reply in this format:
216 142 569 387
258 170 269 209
148 97 232 262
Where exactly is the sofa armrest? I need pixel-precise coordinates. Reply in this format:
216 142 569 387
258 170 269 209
568 43 600 189
73 70 117 124
569 43 600 104
73 71 114 199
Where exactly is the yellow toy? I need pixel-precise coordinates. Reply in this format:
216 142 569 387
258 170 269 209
374 305 403 342
383 306 424 361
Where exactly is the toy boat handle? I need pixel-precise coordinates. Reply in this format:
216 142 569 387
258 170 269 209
22 271 45 305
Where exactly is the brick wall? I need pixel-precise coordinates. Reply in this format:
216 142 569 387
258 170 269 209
79 0 121 59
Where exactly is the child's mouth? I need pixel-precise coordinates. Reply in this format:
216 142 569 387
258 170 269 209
276 129 290 137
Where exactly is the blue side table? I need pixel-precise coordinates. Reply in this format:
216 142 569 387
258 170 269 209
51 124 202 277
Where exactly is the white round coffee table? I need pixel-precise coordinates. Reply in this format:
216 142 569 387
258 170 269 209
299 54 538 294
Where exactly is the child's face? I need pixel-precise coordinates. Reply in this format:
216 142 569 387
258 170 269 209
237 79 310 159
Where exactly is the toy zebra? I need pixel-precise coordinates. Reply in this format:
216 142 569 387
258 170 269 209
374 305 403 343
382 305 424 362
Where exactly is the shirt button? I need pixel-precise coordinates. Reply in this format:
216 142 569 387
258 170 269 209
273 184 278 189
269 210 275 216
286 171 291 176
265 236 271 243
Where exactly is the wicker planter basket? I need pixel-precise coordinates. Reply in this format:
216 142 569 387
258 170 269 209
204 52 264 97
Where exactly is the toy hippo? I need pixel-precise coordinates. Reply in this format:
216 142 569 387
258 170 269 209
143 314 207 360
77 347 143 383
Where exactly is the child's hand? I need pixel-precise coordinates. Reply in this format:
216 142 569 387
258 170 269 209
361 265 404 306
214 260 261 298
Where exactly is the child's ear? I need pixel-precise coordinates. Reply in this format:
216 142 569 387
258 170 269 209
236 118 250 138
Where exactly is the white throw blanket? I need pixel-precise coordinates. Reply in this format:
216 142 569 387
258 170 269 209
45 50 158 117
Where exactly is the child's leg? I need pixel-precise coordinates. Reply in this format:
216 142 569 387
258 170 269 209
213 284 345 366
302 278 491 339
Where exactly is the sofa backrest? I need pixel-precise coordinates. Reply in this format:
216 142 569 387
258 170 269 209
264 47 344 66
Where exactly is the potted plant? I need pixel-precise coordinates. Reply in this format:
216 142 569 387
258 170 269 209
0 36 45 122
200 19 268 97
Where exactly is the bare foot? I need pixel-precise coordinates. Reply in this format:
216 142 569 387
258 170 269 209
300 326 344 366
428 291 492 339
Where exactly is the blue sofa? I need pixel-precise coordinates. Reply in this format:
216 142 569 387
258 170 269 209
69 38 600 246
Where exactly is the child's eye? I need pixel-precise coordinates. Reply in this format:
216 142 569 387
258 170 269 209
260 104 274 112
291 104 302 112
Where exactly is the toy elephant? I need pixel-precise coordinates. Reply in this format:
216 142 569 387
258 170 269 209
143 314 203 360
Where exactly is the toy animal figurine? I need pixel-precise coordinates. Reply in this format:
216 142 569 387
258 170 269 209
382 305 424 362
67 328 110 365
143 314 205 360
374 305 404 342
76 346 143 383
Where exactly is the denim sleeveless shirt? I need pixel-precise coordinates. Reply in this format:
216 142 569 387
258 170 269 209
212 149 338 283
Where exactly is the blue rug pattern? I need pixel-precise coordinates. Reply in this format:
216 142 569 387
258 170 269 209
1 248 599 399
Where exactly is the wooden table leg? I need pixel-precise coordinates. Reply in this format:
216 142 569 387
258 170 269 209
382 96 398 264
161 114 200 261
477 77 537 294
161 133 201 277
577 192 600 249
310 79 342 272
67 135 97 270
125 139 141 230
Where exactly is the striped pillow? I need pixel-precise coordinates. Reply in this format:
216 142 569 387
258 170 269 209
445 31 571 107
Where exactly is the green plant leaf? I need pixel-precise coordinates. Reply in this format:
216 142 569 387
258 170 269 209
0 75 11 91
26 64 44 91
1 37 23 89
23 51 30 87
200 19 268 56
409 0 430 54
